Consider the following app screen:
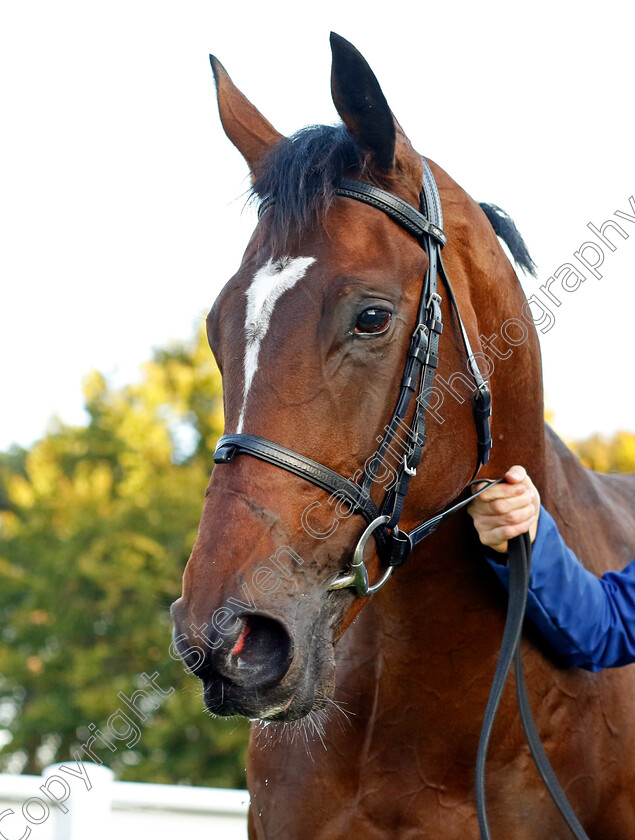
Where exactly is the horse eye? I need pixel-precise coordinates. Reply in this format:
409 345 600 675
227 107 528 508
355 308 392 335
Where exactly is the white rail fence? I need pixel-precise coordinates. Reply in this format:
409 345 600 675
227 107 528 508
0 763 249 839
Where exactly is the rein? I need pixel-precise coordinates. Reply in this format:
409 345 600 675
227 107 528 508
212 162 588 838
484 534 590 840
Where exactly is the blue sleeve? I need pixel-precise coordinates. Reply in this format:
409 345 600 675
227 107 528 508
484 506 635 672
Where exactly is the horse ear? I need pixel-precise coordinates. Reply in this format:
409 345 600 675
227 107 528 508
210 55 285 180
329 33 396 172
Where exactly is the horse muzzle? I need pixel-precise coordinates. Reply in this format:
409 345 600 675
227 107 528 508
171 599 335 720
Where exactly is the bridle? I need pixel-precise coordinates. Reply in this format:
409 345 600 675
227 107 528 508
211 159 590 839
213 159 495 595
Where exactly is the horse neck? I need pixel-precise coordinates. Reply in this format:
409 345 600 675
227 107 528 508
338 194 549 714
473 267 547 486
440 182 547 488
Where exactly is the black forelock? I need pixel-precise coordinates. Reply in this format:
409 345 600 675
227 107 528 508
251 123 368 251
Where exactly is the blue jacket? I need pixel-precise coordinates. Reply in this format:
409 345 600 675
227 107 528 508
484 506 635 672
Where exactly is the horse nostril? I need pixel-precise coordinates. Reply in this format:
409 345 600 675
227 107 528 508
228 615 292 688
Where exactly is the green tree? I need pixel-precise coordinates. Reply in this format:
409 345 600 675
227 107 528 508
569 430 635 474
0 327 249 786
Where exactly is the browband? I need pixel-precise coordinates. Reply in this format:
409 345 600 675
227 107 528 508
258 179 446 247
336 180 447 247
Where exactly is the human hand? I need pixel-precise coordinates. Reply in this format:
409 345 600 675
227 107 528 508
467 465 540 553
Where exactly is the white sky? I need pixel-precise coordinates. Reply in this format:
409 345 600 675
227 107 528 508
1 0 634 452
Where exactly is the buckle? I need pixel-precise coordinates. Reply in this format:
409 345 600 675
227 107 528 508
412 323 429 344
474 382 491 408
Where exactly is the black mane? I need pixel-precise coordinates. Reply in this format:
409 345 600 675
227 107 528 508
251 123 366 251
250 125 537 279
478 203 537 277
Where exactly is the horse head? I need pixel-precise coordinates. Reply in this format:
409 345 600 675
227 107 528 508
171 33 542 722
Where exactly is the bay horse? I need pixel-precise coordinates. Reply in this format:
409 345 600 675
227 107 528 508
171 33 635 838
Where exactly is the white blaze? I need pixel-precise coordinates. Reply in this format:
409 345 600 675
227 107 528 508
237 256 316 433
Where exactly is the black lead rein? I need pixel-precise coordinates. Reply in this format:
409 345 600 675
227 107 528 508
477 527 590 840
